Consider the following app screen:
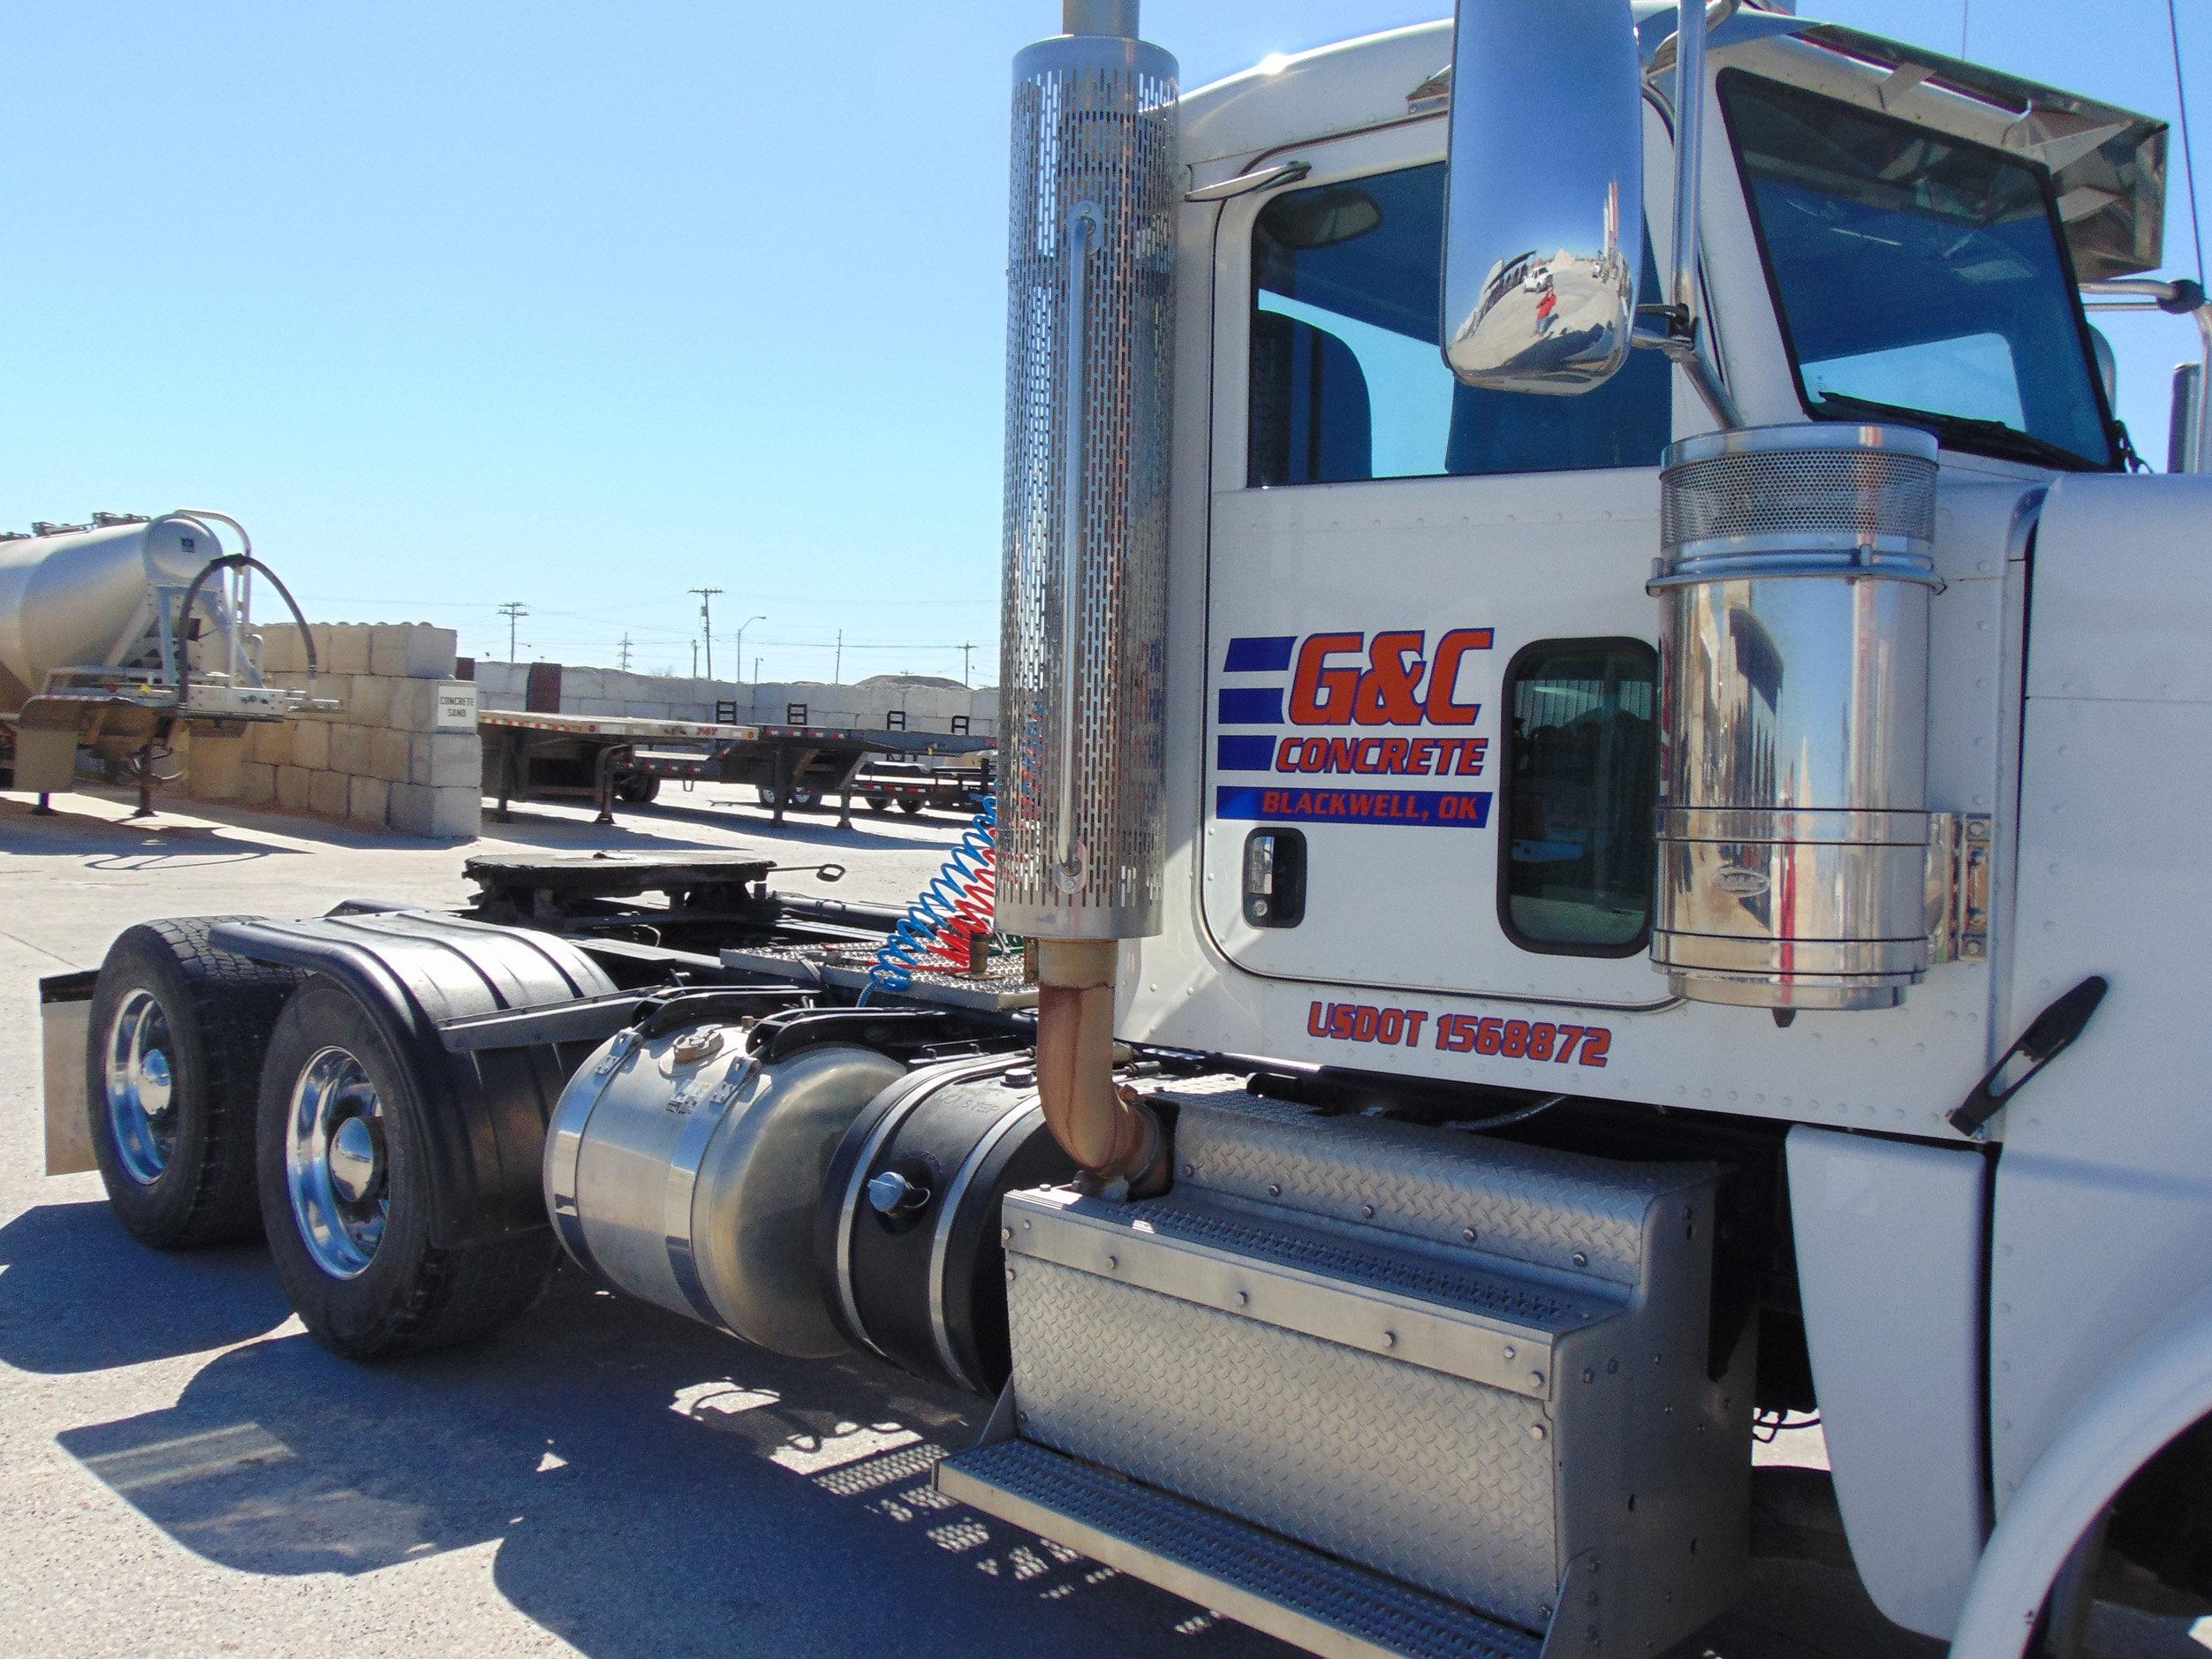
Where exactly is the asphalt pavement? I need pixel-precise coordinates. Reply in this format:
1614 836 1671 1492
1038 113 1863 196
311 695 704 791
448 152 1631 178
0 785 2198 1658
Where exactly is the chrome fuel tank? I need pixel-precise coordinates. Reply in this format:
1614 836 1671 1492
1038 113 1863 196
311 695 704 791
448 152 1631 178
544 1023 904 1356
1650 425 1942 1011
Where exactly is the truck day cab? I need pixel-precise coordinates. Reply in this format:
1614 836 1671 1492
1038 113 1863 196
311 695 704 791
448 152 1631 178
39 3 2212 1655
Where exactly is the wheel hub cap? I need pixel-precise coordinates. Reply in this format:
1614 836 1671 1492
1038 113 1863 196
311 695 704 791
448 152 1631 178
326 1114 382 1205
285 1046 389 1277
103 988 178 1186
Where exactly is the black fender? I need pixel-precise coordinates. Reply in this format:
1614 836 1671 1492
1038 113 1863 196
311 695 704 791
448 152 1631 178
212 912 617 1248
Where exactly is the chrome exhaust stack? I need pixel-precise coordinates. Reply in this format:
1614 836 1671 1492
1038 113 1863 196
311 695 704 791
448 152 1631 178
1649 424 1943 1011
997 4 1177 1185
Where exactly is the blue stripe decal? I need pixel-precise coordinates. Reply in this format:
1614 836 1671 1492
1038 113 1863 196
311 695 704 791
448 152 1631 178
1216 687 1284 725
1216 735 1276 772
1223 635 1295 673
1216 785 1492 830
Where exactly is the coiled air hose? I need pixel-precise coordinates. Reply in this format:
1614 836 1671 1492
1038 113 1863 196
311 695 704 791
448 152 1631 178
859 797 997 1004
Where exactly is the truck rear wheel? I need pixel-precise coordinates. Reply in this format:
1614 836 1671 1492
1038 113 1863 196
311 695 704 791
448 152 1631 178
615 771 659 804
256 981 558 1360
85 919 300 1248
865 795 890 813
898 799 924 815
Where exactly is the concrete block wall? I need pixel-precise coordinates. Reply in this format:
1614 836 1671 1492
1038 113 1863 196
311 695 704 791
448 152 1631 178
466 659 997 737
176 623 483 839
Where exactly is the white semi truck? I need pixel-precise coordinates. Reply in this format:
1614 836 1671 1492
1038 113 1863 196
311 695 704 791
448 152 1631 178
36 3 2212 1655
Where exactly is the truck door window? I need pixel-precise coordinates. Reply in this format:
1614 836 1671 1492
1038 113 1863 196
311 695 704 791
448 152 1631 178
1498 640 1658 955
1249 163 1670 486
1719 70 2117 470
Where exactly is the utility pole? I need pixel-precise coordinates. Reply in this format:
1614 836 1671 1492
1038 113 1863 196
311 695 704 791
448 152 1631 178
497 601 528 662
688 587 723 679
834 629 843 683
754 655 762 682
617 633 633 671
959 642 975 686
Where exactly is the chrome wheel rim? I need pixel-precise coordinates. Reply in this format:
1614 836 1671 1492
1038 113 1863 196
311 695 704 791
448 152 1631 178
286 1045 388 1277
103 988 178 1186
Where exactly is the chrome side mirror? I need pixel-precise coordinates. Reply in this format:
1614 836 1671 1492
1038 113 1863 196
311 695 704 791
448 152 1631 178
1440 0 1644 395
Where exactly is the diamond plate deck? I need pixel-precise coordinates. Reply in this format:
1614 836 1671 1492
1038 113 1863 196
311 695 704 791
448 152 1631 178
716 944 1036 1011
937 1439 1543 1659
1153 1086 1716 1288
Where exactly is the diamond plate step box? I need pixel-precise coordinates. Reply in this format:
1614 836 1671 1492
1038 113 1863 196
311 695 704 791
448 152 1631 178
936 1438 1547 1659
948 1086 1753 1655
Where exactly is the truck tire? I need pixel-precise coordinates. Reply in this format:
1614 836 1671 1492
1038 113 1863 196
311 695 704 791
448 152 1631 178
615 772 660 804
865 796 890 814
85 918 301 1248
256 981 559 1360
898 799 924 815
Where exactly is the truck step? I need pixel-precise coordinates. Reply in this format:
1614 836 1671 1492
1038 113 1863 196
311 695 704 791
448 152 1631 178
936 1438 1542 1659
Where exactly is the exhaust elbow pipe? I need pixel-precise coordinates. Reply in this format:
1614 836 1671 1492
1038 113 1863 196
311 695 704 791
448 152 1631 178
1034 940 1167 1193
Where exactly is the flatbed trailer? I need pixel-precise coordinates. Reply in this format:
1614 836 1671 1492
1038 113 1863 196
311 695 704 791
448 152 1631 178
477 708 994 829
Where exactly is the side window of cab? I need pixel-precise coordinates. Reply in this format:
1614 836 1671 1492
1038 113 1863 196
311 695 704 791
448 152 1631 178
1249 163 1670 486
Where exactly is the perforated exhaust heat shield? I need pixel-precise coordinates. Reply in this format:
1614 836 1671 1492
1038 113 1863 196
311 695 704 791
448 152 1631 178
996 19 1178 940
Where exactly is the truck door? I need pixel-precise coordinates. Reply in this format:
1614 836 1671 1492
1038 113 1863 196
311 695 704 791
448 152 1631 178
1201 118 1678 1004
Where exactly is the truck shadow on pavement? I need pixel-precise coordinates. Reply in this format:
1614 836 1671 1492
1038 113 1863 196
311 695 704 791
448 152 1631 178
0 1201 293 1372
50 1263 1283 1659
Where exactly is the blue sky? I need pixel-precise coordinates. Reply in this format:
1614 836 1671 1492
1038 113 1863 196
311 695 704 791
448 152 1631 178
1 2 2201 683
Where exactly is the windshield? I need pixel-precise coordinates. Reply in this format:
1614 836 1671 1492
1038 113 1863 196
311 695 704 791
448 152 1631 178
1719 71 2117 470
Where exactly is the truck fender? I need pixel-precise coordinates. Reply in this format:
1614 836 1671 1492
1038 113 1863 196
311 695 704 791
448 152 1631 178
1949 1282 2212 1657
211 911 615 1248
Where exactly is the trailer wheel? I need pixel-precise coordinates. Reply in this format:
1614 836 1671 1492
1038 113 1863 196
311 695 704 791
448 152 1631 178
615 772 659 804
85 919 300 1248
256 981 557 1360
898 799 925 816
865 796 890 814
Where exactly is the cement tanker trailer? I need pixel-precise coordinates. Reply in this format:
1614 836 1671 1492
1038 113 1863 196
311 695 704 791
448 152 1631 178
0 509 326 808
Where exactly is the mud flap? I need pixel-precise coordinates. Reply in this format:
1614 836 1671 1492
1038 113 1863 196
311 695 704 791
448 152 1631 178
39 970 99 1175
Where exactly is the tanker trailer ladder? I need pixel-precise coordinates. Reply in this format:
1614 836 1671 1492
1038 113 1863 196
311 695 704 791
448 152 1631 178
0 508 331 815
936 1080 1754 1659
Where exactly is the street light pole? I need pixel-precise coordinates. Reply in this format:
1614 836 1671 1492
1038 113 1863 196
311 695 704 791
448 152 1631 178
733 616 766 682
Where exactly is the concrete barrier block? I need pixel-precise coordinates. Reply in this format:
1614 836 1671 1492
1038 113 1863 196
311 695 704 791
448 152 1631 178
387 680 436 732
322 625 373 677
292 720 330 771
276 766 310 810
347 674 392 729
408 625 458 679
247 721 292 765
390 781 481 839
257 629 301 675
186 731 245 800
370 728 412 783
239 762 276 807
561 669 607 705
329 724 371 777
430 784 481 838
308 771 350 820
347 776 390 828
411 731 481 789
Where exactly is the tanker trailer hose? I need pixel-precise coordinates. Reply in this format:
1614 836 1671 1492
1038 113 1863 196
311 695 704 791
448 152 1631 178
168 552 319 706
1034 938 1170 1196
